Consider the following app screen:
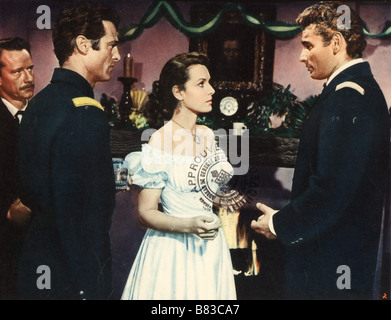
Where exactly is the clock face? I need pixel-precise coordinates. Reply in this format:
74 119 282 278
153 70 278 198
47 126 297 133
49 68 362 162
219 96 238 116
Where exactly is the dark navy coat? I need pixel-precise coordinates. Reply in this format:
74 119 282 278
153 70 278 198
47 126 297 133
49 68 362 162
0 99 25 299
17 68 116 300
0 99 19 223
274 62 390 299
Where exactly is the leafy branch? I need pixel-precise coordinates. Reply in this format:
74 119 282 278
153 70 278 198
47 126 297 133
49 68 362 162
244 83 317 137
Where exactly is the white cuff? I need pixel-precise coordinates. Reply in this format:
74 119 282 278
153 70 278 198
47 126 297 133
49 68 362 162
268 212 277 236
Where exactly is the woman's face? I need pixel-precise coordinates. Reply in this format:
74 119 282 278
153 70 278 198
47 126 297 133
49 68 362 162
180 64 215 114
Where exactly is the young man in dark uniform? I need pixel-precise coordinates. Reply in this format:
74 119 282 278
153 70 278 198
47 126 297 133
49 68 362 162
17 3 120 300
251 1 390 299
0 37 34 299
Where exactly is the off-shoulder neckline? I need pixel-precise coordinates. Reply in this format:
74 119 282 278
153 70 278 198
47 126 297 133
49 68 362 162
142 143 215 159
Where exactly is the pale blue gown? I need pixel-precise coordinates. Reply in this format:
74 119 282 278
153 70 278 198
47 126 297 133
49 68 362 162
121 143 236 300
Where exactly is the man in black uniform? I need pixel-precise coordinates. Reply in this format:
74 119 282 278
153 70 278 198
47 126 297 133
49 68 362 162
0 37 34 299
17 3 120 299
251 2 390 299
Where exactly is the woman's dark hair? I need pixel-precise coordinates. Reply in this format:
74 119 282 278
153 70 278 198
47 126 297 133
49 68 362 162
143 51 209 129
296 1 367 58
52 2 120 66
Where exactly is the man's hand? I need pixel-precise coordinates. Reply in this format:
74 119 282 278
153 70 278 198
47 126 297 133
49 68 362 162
7 198 31 227
251 202 277 240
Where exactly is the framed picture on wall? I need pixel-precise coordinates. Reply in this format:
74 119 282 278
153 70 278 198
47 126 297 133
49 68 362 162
189 3 276 92
207 22 256 83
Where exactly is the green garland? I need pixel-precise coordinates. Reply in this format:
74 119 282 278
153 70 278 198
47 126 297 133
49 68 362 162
119 1 391 42
119 1 301 41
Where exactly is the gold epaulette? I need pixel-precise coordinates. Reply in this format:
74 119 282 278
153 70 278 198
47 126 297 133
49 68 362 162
72 97 104 111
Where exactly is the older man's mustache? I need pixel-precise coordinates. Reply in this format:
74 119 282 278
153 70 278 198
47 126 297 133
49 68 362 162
20 84 35 90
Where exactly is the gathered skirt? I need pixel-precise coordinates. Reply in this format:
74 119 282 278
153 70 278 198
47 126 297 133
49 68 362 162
121 228 236 300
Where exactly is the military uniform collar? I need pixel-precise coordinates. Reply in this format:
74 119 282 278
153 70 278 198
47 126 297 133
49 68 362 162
51 68 94 98
321 61 372 97
326 58 364 86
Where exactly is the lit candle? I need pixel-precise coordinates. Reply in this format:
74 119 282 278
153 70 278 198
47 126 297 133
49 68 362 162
124 53 134 78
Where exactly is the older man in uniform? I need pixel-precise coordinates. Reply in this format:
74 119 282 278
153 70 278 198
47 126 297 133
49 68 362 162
17 3 120 300
251 2 390 299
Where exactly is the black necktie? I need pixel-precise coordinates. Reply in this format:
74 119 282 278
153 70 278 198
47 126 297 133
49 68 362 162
15 110 24 124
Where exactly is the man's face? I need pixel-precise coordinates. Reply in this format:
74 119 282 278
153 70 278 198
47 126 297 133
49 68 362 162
0 49 34 108
223 40 240 65
299 24 336 80
86 20 120 86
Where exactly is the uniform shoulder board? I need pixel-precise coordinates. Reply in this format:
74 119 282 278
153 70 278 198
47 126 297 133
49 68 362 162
72 97 104 111
335 81 365 95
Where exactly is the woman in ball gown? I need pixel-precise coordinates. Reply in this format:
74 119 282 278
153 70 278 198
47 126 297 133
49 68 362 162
121 52 237 300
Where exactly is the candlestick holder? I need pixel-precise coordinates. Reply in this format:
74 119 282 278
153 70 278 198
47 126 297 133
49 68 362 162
117 76 138 128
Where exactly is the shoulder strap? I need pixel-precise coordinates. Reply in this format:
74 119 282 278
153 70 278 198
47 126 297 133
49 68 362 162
335 81 365 95
72 97 104 111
